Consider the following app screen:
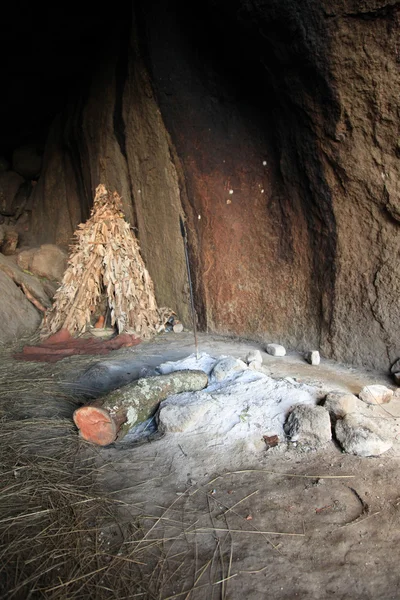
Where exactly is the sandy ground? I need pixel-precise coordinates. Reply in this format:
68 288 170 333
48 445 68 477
4 332 400 599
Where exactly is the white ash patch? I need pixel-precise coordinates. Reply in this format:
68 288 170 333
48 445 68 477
157 353 323 447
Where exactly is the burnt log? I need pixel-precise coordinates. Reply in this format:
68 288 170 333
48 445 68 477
73 369 208 446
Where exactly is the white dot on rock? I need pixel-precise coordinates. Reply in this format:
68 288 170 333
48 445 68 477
229 189 234 194
198 215 201 220
262 161 267 166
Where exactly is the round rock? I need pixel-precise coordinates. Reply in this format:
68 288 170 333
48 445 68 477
359 384 393 405
284 404 332 447
210 357 247 382
323 392 358 419
335 413 392 456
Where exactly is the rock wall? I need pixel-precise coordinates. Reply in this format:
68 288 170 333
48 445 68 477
27 0 400 369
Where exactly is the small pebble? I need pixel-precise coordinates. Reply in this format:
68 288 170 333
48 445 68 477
173 323 184 333
266 343 286 357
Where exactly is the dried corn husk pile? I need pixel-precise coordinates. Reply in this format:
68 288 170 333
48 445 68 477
42 184 173 339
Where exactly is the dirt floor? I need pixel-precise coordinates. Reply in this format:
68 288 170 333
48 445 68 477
2 332 400 599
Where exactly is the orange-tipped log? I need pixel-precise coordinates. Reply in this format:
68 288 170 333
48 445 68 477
73 370 208 446
73 406 126 446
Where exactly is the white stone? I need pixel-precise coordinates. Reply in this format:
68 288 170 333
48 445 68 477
173 323 184 333
211 357 247 382
323 392 359 419
248 360 262 371
305 350 320 366
284 404 331 447
266 343 286 357
158 392 215 432
359 384 393 405
246 349 262 365
335 413 392 457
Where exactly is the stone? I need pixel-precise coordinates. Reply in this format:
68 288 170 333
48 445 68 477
158 392 215 432
12 144 42 178
246 349 262 364
1 228 18 255
0 253 52 309
30 244 67 281
249 360 262 371
359 385 393 405
0 270 41 344
210 356 248 382
323 392 359 419
284 404 332 447
0 171 24 216
390 359 400 374
305 350 320 366
173 322 184 333
266 343 286 357
16 247 37 271
335 414 392 457
393 372 400 386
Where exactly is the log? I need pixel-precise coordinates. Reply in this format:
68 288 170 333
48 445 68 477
73 369 208 446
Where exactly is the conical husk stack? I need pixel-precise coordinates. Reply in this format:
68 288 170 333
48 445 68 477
42 184 173 339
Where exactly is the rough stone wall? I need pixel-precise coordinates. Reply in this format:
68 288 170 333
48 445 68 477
27 0 400 369
30 18 189 324
318 1 400 368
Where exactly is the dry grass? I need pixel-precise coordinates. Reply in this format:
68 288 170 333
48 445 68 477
0 342 235 600
1 342 318 599
43 184 173 340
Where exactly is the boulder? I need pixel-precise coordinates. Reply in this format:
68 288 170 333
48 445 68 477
16 247 37 271
359 384 393 405
158 391 215 433
17 244 67 281
210 356 247 382
335 414 392 457
0 270 41 343
305 350 320 366
12 144 42 179
284 404 332 447
0 253 52 309
266 343 286 357
0 171 24 216
323 392 359 419
1 228 18 255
